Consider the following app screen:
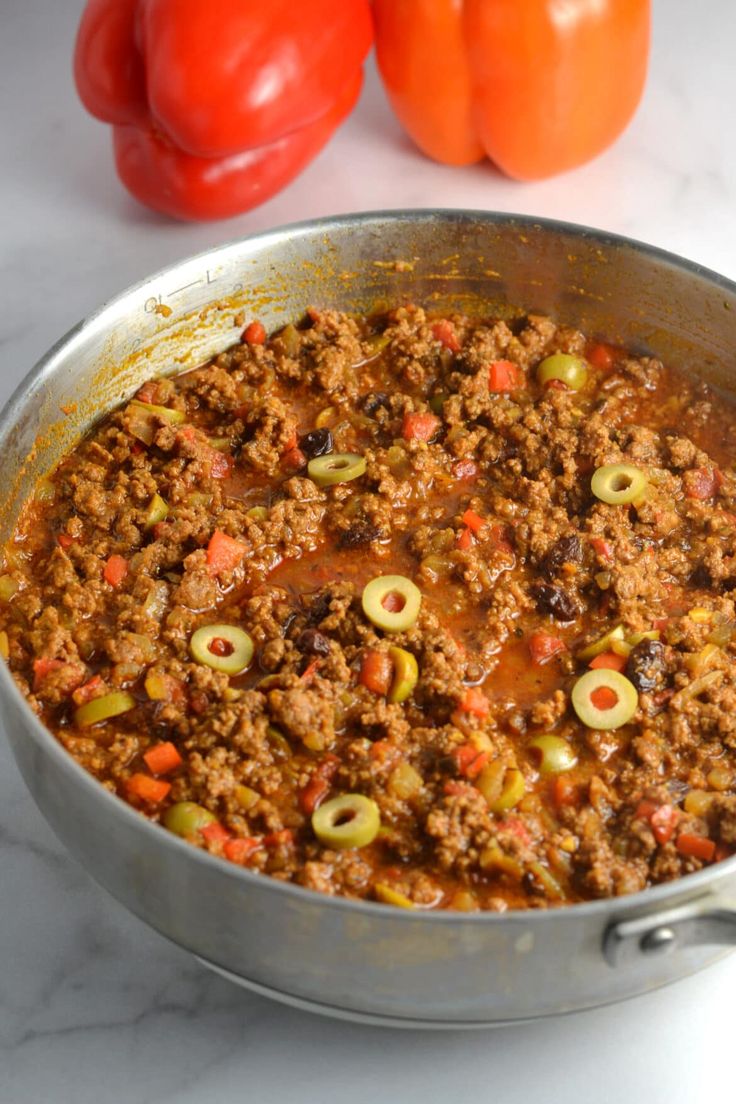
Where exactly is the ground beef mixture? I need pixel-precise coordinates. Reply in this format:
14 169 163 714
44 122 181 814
3 305 736 912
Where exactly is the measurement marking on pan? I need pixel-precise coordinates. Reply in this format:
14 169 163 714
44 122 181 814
168 277 205 298
143 272 221 314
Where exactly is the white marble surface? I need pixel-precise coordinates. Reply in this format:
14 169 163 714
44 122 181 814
2 0 736 1100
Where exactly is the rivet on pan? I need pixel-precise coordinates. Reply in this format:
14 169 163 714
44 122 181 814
640 926 677 956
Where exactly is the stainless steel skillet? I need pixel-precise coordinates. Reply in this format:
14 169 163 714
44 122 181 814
2 210 736 1027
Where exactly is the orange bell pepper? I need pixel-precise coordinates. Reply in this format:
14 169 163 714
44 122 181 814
373 0 650 180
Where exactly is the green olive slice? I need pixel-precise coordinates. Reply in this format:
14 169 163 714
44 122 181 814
591 463 648 505
577 624 626 661
126 400 186 445
0 575 19 603
387 646 419 703
537 353 588 391
362 575 422 633
528 734 578 774
75 690 136 728
312 794 381 849
487 767 526 813
308 453 366 487
374 883 415 909
130 399 185 423
190 624 254 675
163 801 217 838
144 492 169 529
571 669 638 730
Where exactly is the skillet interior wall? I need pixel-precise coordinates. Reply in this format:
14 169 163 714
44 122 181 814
3 211 736 548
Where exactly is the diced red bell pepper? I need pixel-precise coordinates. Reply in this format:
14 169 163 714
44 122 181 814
528 632 566 666
676 833 716 862
452 458 477 481
32 657 66 691
501 816 531 845
300 657 322 683
459 686 490 718
241 320 266 345
57 533 75 549
461 508 486 534
264 828 295 848
359 649 393 696
136 380 159 404
453 743 490 779
489 523 514 555
590 537 613 562
206 529 247 574
685 466 723 500
586 343 616 370
208 449 233 479
369 739 393 761
650 803 678 845
443 779 475 797
589 651 627 673
634 800 678 845
488 360 523 392
73 674 105 706
299 774 332 814
402 411 441 441
456 527 474 551
224 837 262 864
200 821 232 844
283 447 307 470
143 741 183 776
103 554 128 588
125 773 171 803
552 775 579 808
431 319 460 353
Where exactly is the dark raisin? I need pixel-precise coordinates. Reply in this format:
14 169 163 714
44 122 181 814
437 755 460 776
541 534 583 577
362 391 390 417
689 563 712 589
304 591 333 626
338 520 382 548
532 583 579 623
299 428 333 459
296 628 331 656
626 639 667 693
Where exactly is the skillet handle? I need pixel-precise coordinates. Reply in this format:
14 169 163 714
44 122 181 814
603 897 736 968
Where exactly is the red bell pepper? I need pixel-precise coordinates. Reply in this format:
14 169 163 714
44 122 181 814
206 529 247 575
373 0 650 180
143 741 183 776
103 554 129 588
74 0 373 220
359 649 393 696
488 360 524 392
458 687 490 718
528 631 566 666
589 651 627 673
402 412 441 442
456 527 474 551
